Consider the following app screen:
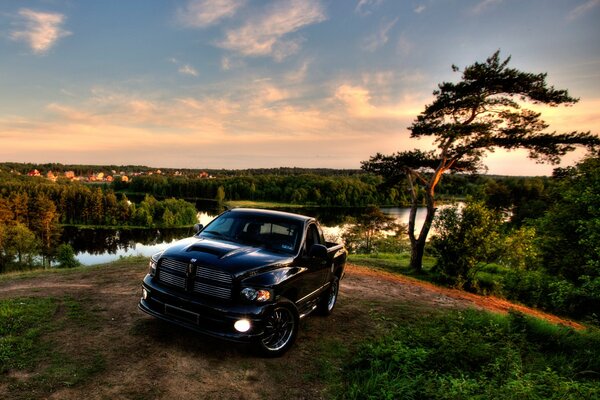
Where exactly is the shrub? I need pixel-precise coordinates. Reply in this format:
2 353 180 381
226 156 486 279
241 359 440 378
55 244 80 269
341 310 600 399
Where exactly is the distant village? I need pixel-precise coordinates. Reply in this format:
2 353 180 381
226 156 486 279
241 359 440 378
18 169 213 183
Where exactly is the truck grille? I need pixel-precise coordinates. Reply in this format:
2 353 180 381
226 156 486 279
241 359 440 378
157 257 233 300
157 269 186 289
160 258 188 274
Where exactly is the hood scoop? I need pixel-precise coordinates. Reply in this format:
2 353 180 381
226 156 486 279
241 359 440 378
186 244 228 257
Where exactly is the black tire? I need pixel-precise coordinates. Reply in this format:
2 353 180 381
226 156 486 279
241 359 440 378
317 277 339 316
257 301 299 357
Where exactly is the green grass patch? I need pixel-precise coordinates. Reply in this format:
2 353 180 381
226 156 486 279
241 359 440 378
339 309 600 399
0 296 107 398
0 297 57 372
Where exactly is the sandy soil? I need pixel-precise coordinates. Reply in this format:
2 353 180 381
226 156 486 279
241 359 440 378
0 262 582 399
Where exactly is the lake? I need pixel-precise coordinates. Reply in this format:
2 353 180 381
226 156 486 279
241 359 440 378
66 207 432 265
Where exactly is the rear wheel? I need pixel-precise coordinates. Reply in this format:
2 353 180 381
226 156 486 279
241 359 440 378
257 302 299 357
317 277 339 316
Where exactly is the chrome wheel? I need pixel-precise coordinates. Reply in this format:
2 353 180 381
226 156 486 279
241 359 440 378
317 277 339 315
261 305 297 354
327 279 338 312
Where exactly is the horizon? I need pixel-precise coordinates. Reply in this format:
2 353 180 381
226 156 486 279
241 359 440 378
1 1 599 176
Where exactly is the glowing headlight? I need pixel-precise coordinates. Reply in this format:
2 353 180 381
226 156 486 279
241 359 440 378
234 319 251 333
241 288 271 302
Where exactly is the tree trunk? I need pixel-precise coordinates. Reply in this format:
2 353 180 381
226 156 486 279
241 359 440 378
408 184 437 272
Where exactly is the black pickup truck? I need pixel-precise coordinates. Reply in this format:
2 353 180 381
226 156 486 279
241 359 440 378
139 208 347 356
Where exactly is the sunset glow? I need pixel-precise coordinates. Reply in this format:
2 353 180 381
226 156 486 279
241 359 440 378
1 0 598 174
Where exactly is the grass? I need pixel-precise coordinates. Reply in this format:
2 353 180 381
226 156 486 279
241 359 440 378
0 295 107 398
339 309 600 400
224 200 311 209
348 252 437 281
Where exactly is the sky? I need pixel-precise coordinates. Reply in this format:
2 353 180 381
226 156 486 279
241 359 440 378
0 0 599 175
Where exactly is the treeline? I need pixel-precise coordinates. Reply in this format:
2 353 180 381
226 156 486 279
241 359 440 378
0 173 197 272
1 162 363 177
0 174 198 228
116 173 416 206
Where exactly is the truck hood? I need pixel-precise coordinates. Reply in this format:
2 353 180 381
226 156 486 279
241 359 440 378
160 236 294 277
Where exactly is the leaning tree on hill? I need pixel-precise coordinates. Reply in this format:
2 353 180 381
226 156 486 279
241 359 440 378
362 51 600 272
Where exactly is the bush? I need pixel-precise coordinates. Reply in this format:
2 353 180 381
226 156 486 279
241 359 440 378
55 244 80 269
341 310 600 399
430 202 502 288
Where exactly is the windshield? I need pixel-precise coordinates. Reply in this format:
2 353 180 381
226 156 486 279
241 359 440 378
199 213 302 255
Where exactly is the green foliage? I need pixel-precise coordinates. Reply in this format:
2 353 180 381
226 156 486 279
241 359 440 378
55 244 80 268
537 157 600 281
341 310 600 400
342 206 407 254
499 226 541 270
431 202 502 288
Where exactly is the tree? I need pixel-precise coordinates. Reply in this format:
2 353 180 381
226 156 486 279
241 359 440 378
430 202 501 288
55 243 80 268
215 186 225 204
342 206 404 253
536 156 600 281
4 223 40 266
362 51 599 271
29 193 62 267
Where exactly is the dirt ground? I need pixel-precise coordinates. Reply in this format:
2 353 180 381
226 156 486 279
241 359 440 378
0 262 582 400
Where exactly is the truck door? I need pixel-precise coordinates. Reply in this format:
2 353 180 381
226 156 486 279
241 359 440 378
298 223 329 300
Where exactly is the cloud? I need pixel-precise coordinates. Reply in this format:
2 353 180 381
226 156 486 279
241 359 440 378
414 5 426 13
355 0 384 16
285 61 310 83
217 0 326 60
470 0 503 15
567 0 600 21
176 0 244 28
169 58 199 76
178 64 199 76
334 84 423 119
10 8 71 54
362 17 398 52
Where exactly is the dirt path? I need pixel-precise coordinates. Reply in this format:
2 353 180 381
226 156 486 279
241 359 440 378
0 262 582 400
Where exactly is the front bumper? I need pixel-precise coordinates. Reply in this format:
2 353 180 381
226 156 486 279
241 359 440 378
139 274 269 343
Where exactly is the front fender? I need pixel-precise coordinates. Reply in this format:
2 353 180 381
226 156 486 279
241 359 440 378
241 266 306 287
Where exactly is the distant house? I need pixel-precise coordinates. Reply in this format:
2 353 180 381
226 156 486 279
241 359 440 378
46 171 57 182
64 171 75 179
96 172 104 181
106 175 114 182
199 171 209 178
121 176 129 182
28 169 41 177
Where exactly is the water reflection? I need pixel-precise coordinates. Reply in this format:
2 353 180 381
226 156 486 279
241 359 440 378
65 207 433 266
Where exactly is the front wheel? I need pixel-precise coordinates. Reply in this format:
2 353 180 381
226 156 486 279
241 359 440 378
317 277 339 316
256 302 299 357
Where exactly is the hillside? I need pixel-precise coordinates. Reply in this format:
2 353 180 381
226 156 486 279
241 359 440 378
0 260 585 399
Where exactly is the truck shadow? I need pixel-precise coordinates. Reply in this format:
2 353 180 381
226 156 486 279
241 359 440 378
130 317 253 358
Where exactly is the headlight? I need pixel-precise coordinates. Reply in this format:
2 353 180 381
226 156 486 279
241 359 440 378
241 287 272 302
149 251 163 276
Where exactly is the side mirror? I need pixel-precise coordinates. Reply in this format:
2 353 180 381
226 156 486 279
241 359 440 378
308 244 328 260
193 223 204 234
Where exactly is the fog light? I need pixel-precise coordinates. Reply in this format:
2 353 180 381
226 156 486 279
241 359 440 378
234 319 251 333
142 288 148 300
